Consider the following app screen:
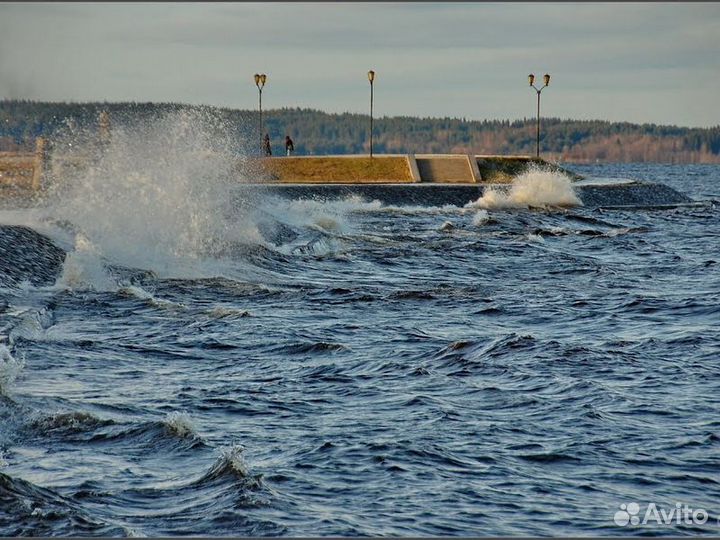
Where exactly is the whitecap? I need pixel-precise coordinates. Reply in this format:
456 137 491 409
8 308 54 345
472 209 491 226
163 411 198 439
0 345 25 394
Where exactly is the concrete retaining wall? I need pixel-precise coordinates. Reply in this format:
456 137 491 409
414 154 477 183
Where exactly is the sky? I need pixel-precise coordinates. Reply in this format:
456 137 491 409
1 2 719 128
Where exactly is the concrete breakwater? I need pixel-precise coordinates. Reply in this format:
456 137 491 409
258 154 580 184
0 143 576 190
0 139 696 209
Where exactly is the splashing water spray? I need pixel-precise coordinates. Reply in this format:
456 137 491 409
42 107 267 284
468 164 583 210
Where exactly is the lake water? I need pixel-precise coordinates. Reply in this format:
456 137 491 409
1 121 719 537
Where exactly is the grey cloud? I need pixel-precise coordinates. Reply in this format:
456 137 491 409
0 2 718 126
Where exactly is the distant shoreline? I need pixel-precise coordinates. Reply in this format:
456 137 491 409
1 100 719 165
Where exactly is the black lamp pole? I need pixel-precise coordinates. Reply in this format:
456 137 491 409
528 73 550 158
254 73 267 153
368 70 375 158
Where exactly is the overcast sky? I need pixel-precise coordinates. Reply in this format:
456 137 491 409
1 2 719 127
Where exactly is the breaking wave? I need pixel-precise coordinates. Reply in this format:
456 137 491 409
0 345 24 394
469 168 583 209
193 445 262 488
10 108 278 286
0 471 124 536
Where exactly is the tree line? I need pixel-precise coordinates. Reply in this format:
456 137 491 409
1 99 719 164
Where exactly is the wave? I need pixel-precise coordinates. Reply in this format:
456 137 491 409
162 411 198 439
117 284 186 311
0 471 123 536
388 290 436 301
467 167 582 210
0 225 67 288
472 209 494 226
28 410 116 435
91 444 276 536
205 306 252 319
0 345 24 394
269 341 348 355
259 196 374 233
85 416 206 451
7 307 55 345
54 233 118 292
431 334 540 369
4 123 500 289
192 445 260 487
0 109 303 287
44 109 253 274
517 451 583 464
24 407 204 453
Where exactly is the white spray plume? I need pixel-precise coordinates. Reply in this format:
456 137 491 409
469 167 582 210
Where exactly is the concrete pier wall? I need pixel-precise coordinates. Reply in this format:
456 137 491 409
0 140 696 209
259 154 578 184
0 143 580 191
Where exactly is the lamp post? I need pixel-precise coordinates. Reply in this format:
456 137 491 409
254 73 267 153
368 70 375 158
528 73 550 158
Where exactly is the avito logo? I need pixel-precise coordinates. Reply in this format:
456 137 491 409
614 502 710 527
614 503 641 526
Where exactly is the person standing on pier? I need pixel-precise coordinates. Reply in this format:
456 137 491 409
263 133 272 156
285 135 294 156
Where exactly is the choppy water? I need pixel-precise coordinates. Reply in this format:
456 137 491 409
1 113 719 537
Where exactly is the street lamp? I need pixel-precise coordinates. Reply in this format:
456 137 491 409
368 70 375 158
254 73 267 153
528 73 550 158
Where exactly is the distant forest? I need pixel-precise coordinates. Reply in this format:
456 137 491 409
2 99 720 164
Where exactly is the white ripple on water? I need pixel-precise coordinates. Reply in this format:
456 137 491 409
258 197 358 244
0 344 24 394
7 308 54 345
117 285 186 311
